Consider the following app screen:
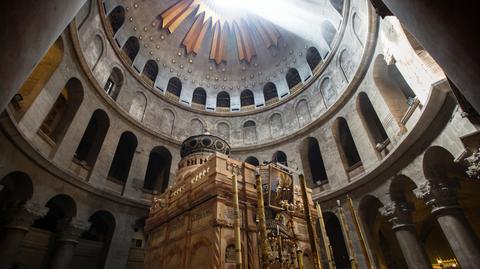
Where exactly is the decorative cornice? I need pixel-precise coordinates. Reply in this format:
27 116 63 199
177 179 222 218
379 201 414 230
414 180 460 213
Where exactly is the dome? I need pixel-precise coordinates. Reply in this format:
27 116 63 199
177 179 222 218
180 131 231 157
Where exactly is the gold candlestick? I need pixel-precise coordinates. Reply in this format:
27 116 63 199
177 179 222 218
299 175 322 269
337 200 357 269
316 202 335 269
256 175 270 269
232 172 242 269
346 196 373 269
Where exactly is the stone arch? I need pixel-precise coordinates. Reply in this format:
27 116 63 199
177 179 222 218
129 91 147 121
160 108 175 135
0 171 34 221
190 118 204 135
122 36 139 64
74 109 110 169
373 54 416 125
243 120 257 144
324 212 350 267
107 5 125 35
40 78 84 144
107 131 138 184
104 67 123 100
332 117 363 174
144 146 172 193
81 210 116 268
356 92 389 155
306 47 322 72
142 60 159 85
422 146 458 182
321 20 337 47
269 112 283 138
272 151 288 166
245 156 259 166
13 36 64 120
296 99 311 127
33 194 77 232
319 76 336 107
216 122 230 141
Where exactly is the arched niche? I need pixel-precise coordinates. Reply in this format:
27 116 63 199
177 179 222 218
216 122 230 141
74 109 110 169
190 119 204 135
300 137 328 187
88 34 104 70
356 92 389 156
129 91 147 121
40 78 84 144
373 55 416 126
269 113 283 138
296 99 311 127
216 91 230 111
160 109 175 135
104 67 123 100
240 89 255 109
107 5 125 35
319 77 336 107
166 77 182 100
243 120 257 144
12 37 64 120
143 146 172 193
107 131 138 184
142 60 158 85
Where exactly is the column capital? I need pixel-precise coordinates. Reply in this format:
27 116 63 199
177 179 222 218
414 180 459 213
6 201 49 229
57 218 91 243
379 201 414 230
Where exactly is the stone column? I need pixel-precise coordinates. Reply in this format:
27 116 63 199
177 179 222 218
0 0 87 111
372 0 480 112
415 180 480 269
49 218 91 269
0 201 48 269
379 201 432 269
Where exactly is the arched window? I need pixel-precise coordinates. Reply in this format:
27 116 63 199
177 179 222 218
12 37 64 119
357 92 389 153
272 151 288 166
0 172 33 222
241 89 255 108
333 117 362 172
329 0 344 14
143 146 172 193
245 156 259 166
216 91 230 109
373 55 416 125
243 120 257 144
166 77 182 99
122 36 139 63
32 194 77 232
104 67 123 100
306 47 322 72
40 78 84 143
142 60 158 84
321 21 337 47
74 109 110 169
108 6 125 34
286 68 302 89
108 132 138 183
263 82 278 103
82 210 116 268
303 137 328 186
192 87 207 106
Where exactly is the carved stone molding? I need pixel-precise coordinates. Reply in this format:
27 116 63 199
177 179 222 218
6 201 49 229
466 148 480 180
379 201 414 230
414 180 460 213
